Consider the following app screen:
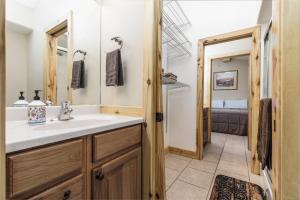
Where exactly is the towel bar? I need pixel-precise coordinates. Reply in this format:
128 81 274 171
111 37 123 50
73 50 87 60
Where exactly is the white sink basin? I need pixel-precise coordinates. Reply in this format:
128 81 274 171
34 118 113 131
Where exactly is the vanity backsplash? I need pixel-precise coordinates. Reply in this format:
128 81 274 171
6 105 101 122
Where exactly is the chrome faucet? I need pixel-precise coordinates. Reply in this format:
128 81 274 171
58 101 73 121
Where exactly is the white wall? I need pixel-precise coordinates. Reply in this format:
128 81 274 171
6 0 101 104
6 28 29 106
100 0 144 107
162 44 170 148
6 0 33 28
212 58 249 100
166 1 261 151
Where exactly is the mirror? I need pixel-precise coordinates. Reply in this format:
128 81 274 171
57 34 69 104
6 0 101 106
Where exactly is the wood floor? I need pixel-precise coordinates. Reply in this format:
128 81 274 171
165 132 266 200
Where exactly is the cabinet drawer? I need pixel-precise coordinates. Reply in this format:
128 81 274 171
29 175 83 200
93 125 141 163
7 139 83 199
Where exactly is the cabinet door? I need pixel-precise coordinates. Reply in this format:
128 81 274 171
92 147 141 200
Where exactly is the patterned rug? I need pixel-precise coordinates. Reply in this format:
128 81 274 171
210 175 265 200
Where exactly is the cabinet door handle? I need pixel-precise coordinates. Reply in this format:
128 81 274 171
63 190 71 200
95 170 105 181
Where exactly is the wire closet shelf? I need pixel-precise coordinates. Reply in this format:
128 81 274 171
163 0 192 59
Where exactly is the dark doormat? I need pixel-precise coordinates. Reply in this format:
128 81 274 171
209 175 265 200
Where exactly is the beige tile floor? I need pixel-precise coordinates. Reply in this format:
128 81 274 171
165 132 266 200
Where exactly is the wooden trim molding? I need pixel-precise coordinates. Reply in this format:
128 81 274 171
100 105 144 117
197 27 261 176
164 147 169 154
0 0 5 198
143 0 165 199
168 147 197 159
202 27 258 45
249 27 261 174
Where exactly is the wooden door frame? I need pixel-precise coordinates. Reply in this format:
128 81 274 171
205 50 251 146
271 0 300 199
196 26 261 175
143 0 165 199
44 12 73 105
0 0 5 198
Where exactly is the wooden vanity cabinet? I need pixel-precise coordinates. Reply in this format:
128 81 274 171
90 125 142 200
92 147 141 200
6 124 142 200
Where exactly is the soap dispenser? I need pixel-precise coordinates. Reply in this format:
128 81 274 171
13 91 29 107
28 90 46 124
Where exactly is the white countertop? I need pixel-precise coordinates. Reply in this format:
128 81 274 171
6 114 144 153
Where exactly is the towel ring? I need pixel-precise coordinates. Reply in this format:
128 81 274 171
111 37 123 50
73 50 87 60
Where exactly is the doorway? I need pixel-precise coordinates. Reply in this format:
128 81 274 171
44 13 73 105
196 27 261 175
205 50 251 147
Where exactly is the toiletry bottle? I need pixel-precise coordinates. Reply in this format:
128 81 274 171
28 90 46 124
13 91 29 107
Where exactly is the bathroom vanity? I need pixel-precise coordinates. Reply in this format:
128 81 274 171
5 112 143 200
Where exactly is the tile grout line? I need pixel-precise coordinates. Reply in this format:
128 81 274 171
244 136 251 182
187 165 216 175
166 157 193 193
177 179 211 192
166 154 192 162
205 134 228 200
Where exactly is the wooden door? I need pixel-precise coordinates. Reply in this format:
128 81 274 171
92 148 141 200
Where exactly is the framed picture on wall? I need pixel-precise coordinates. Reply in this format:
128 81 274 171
213 70 238 90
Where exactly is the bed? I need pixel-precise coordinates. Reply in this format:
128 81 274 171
211 99 248 136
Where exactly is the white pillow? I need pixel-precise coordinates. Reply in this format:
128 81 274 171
212 100 224 108
224 99 248 109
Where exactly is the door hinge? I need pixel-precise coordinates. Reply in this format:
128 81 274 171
155 193 160 199
156 112 163 122
149 193 153 198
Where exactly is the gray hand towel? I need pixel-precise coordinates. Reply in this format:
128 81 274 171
257 98 272 170
71 60 85 89
106 49 124 86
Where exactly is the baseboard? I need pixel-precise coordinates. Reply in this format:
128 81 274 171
168 146 197 159
164 147 169 154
